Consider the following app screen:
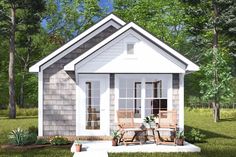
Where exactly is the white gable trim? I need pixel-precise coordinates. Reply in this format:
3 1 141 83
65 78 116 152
29 14 126 72
64 22 199 72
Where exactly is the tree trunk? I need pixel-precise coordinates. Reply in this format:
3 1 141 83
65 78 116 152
9 6 16 119
212 102 220 122
19 73 25 107
212 1 220 122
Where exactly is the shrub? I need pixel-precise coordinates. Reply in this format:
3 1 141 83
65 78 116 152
185 128 206 143
28 126 38 135
16 107 37 116
26 132 37 144
0 107 38 117
8 128 26 146
50 136 69 145
8 128 37 146
35 138 50 145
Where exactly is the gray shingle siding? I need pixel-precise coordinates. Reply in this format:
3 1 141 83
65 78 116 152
42 26 117 136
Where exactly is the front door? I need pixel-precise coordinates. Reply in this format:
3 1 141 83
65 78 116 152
77 74 109 136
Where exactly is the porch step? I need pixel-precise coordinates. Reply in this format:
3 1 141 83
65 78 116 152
73 151 108 157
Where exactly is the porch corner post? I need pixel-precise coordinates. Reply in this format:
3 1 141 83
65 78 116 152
75 73 79 136
179 73 185 132
38 71 43 136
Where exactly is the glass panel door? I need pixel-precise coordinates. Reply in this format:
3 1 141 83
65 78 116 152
85 81 100 130
77 74 109 136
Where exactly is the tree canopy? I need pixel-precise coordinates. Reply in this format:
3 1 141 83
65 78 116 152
0 0 235 121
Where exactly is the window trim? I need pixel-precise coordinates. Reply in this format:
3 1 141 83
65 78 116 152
115 74 172 123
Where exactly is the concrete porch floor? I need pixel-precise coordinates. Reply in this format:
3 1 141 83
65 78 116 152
71 140 201 156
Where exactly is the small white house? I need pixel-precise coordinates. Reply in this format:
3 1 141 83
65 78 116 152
29 14 199 137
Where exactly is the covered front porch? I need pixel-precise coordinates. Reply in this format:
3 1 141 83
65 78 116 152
75 73 184 136
71 140 201 156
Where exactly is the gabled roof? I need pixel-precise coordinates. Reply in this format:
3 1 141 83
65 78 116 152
64 22 199 72
29 14 126 72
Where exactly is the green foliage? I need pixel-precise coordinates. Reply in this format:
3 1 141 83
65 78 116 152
35 138 50 145
200 48 233 103
50 136 69 145
111 130 120 139
74 139 81 145
28 126 38 135
176 131 185 139
8 128 37 146
8 128 25 146
45 0 106 42
1 110 236 156
143 115 155 124
114 0 188 54
0 108 38 117
185 128 205 143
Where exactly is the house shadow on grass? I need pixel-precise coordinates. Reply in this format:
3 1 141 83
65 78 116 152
184 125 233 140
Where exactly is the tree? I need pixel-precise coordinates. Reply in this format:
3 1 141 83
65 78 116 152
200 48 233 122
113 0 188 53
45 0 106 43
0 0 45 118
182 0 235 121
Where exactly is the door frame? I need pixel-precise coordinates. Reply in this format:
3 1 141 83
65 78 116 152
76 74 110 136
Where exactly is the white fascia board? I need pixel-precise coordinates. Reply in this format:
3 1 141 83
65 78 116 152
29 14 126 73
64 22 199 72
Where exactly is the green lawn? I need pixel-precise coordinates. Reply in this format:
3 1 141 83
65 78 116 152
0 108 236 157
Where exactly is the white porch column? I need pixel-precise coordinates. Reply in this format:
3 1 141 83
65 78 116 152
179 73 185 131
38 71 43 136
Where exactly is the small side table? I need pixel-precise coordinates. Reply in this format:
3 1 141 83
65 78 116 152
145 128 156 143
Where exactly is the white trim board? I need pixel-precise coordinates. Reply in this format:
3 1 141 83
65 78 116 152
38 71 43 136
64 22 199 72
29 14 125 72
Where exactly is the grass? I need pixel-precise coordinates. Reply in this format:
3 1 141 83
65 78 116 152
0 107 37 117
0 116 38 144
0 108 236 157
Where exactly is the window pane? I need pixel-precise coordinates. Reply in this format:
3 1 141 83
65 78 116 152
135 82 141 98
126 99 134 109
127 44 134 54
134 99 141 118
118 78 141 118
145 83 153 98
86 81 100 130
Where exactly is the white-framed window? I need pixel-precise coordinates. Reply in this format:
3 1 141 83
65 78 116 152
126 43 135 55
144 81 167 116
116 74 169 121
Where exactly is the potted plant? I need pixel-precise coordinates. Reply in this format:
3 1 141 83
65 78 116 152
111 130 120 146
143 115 155 128
175 131 184 146
74 140 82 152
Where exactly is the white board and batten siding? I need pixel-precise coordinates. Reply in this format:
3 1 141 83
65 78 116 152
75 30 187 74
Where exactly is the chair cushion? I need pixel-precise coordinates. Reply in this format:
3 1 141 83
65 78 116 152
156 128 175 131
